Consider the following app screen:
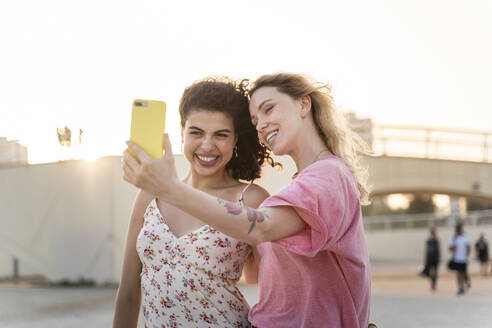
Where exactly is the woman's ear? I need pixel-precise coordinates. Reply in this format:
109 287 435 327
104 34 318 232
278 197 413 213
299 95 312 118
180 127 185 151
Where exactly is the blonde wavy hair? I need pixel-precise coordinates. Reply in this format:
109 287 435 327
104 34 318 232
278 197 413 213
249 72 371 205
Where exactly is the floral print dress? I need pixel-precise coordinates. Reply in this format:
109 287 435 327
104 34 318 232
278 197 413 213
136 192 253 328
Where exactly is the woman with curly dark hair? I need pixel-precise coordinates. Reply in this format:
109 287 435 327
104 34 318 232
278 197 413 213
113 77 275 328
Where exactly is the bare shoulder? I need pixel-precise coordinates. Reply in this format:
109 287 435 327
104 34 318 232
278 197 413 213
131 190 154 223
242 183 270 209
135 190 154 207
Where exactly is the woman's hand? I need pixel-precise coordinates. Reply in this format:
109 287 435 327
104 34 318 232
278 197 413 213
122 134 180 200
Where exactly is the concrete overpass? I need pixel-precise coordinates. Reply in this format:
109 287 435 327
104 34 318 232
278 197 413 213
365 155 492 201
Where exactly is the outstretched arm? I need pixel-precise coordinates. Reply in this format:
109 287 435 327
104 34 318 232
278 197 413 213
122 135 306 245
166 184 304 245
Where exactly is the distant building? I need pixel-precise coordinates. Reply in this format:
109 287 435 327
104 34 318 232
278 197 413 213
0 137 28 166
345 112 373 150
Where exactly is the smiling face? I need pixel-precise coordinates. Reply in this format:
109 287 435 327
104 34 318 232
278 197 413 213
249 86 306 156
182 109 237 178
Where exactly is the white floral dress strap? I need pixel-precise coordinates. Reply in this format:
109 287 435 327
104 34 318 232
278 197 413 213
237 183 252 206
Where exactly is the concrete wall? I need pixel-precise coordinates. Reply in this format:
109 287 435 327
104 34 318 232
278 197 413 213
1 158 129 283
1 155 490 283
0 156 188 283
366 225 492 262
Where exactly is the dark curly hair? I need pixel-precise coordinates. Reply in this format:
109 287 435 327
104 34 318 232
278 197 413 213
178 76 278 181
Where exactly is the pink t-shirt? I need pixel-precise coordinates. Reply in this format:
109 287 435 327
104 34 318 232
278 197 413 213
248 156 371 328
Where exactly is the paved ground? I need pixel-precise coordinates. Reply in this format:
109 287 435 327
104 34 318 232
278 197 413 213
1 264 491 327
369 274 492 327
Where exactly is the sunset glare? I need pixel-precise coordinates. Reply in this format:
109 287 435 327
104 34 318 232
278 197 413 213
1 0 491 164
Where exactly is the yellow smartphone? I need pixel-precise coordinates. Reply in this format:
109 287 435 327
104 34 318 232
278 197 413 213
130 99 166 159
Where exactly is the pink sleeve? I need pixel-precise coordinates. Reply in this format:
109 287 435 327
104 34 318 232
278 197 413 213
261 160 358 256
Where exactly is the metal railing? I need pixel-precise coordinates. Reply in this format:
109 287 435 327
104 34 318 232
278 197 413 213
372 124 491 163
364 209 492 231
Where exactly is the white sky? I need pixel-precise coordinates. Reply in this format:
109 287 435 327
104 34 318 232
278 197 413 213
1 0 491 163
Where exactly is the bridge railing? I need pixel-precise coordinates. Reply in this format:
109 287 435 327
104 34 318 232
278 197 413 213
372 124 491 163
364 209 492 231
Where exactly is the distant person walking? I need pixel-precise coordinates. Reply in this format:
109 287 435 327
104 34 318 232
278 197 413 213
475 233 489 276
449 223 471 295
421 227 440 291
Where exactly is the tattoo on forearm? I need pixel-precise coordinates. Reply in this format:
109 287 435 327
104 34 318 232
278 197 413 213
217 199 268 234
245 208 267 233
218 199 243 215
